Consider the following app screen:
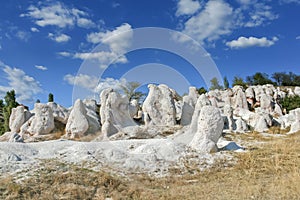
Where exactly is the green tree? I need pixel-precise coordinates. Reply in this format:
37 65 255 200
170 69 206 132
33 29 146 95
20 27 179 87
0 99 5 135
272 72 285 86
232 76 247 89
36 99 41 103
197 87 207 95
224 76 230 89
48 93 54 102
246 72 274 86
3 90 19 132
281 96 300 113
121 82 145 102
209 77 223 90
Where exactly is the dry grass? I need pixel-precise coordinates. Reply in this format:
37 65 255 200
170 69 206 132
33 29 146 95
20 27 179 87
1 131 300 199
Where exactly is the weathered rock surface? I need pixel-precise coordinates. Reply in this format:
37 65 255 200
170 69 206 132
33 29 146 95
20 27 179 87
142 84 176 126
65 99 89 138
47 102 69 124
100 88 137 138
181 87 198 126
9 106 26 133
20 103 55 136
189 106 224 153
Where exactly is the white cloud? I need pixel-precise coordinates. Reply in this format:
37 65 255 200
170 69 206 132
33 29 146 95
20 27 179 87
74 51 128 68
16 31 31 42
0 62 42 103
181 0 234 44
64 74 128 95
94 78 128 94
226 36 278 49
296 36 300 40
242 3 278 27
87 23 133 54
77 18 95 28
21 2 95 29
175 0 279 45
280 0 300 4
176 0 201 16
30 27 39 32
48 33 71 43
35 65 47 71
58 51 72 57
64 74 99 91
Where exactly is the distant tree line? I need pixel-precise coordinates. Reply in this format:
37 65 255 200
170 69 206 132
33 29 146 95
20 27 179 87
208 72 300 91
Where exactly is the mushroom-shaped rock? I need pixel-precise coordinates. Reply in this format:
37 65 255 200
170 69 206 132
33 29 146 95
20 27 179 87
65 99 89 138
9 106 26 133
100 88 137 138
181 87 198 126
21 103 55 136
189 106 224 153
142 84 176 126
47 102 69 124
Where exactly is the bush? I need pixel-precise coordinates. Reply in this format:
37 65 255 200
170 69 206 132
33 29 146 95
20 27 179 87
281 95 300 113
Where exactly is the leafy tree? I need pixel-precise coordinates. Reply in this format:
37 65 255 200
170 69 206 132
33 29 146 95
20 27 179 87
209 77 223 90
272 72 285 86
232 76 247 89
3 90 19 132
281 96 300 113
224 76 230 89
48 93 54 102
0 99 5 135
198 87 207 95
246 72 274 86
121 82 145 102
271 72 300 86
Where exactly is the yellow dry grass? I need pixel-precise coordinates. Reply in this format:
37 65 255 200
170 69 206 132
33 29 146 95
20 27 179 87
1 131 300 200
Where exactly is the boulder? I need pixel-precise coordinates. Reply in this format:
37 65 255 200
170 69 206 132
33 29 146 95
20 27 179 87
20 103 55 136
223 104 235 131
233 87 248 110
100 88 137 138
189 106 224 153
294 87 300 96
189 94 211 133
254 116 269 132
65 99 89 138
9 106 25 133
235 117 248 133
181 87 198 126
142 84 176 126
47 102 69 124
129 99 139 118
83 99 101 134
259 94 273 113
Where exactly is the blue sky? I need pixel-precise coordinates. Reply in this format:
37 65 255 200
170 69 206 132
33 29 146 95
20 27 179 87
0 0 299 108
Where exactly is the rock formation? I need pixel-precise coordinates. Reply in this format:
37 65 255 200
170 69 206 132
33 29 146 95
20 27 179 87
142 84 176 126
189 106 224 153
100 88 137 138
65 99 89 138
20 103 55 136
